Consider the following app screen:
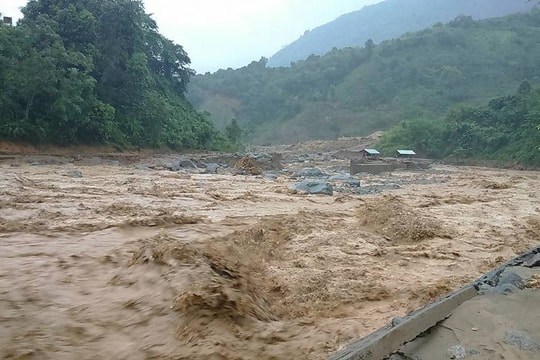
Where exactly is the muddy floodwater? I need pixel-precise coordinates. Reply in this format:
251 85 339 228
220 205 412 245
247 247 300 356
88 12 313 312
0 150 539 359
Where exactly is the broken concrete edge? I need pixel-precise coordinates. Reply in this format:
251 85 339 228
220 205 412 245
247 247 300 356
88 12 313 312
472 245 540 289
328 244 540 360
328 286 477 360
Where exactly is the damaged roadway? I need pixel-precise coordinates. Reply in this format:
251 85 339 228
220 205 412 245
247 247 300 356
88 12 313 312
331 246 540 360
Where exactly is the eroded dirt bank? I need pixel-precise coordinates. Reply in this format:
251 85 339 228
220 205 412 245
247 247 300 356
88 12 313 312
0 152 539 359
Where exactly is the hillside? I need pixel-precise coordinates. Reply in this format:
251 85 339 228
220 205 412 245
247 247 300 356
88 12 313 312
268 0 535 67
187 10 540 146
0 0 228 150
377 83 540 165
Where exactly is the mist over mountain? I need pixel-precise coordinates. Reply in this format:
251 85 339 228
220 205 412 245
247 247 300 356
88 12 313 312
188 9 540 156
268 0 535 67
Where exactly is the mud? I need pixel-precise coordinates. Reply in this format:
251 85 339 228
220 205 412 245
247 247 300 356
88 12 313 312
0 147 539 359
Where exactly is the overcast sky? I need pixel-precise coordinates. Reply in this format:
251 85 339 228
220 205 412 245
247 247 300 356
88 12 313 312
2 0 383 73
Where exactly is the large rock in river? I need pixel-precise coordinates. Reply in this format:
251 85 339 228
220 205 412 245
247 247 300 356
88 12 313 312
293 167 323 178
292 181 333 195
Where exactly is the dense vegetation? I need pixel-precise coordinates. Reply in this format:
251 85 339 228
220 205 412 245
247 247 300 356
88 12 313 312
188 10 540 149
0 0 225 149
377 82 540 165
268 0 534 67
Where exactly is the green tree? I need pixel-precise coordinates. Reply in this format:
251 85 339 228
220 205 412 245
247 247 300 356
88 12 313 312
187 9 540 145
378 84 540 165
365 38 375 58
225 119 243 144
1 0 220 149
1 14 114 144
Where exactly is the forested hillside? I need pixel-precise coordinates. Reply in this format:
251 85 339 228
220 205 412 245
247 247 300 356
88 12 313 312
0 0 225 149
268 0 534 67
188 10 540 146
377 82 540 165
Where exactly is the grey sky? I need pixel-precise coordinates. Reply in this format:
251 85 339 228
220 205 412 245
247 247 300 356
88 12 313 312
2 0 383 73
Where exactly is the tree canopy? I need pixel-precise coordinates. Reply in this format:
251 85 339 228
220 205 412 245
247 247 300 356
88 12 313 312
377 83 540 165
188 9 540 147
0 0 223 149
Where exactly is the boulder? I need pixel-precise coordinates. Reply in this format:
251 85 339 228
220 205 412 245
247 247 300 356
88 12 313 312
293 167 323 178
292 181 333 195
328 174 352 181
205 163 220 174
244 152 283 171
178 159 197 169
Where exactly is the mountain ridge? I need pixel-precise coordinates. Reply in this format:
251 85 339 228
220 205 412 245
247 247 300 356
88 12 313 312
187 9 540 146
268 0 535 67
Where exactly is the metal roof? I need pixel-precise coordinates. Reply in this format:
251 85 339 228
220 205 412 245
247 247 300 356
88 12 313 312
363 148 381 155
396 150 416 155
